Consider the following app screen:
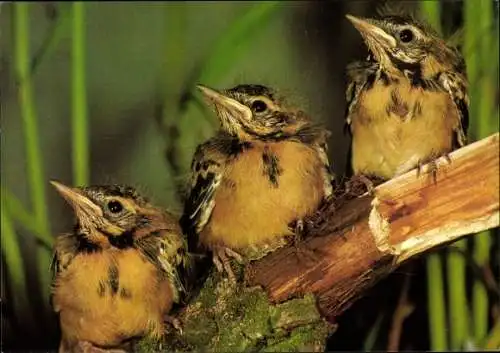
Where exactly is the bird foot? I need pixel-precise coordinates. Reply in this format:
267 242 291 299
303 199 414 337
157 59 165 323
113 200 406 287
291 219 322 266
164 315 183 334
345 174 380 196
212 246 244 282
416 153 452 184
76 341 127 353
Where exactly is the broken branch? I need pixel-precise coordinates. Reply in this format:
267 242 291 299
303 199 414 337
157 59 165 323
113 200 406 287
246 132 499 320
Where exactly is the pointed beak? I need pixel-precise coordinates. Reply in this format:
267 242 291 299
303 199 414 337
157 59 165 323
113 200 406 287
196 84 252 123
50 180 103 220
346 14 397 51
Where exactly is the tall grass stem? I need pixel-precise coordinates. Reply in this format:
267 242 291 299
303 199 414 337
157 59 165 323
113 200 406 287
14 2 52 309
72 1 89 186
419 2 450 350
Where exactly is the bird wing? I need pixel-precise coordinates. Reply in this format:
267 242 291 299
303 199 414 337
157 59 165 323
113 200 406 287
180 140 224 253
50 233 78 311
134 223 191 304
438 71 469 148
344 61 379 175
313 130 335 198
345 61 379 128
292 124 335 198
156 232 190 303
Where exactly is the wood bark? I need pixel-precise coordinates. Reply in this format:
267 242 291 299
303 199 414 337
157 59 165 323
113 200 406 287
246 132 499 320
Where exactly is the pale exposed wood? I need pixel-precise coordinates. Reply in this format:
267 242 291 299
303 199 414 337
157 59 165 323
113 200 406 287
246 132 499 319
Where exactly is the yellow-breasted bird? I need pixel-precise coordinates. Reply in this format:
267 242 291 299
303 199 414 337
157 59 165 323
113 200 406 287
180 84 334 281
50 181 189 353
345 12 469 182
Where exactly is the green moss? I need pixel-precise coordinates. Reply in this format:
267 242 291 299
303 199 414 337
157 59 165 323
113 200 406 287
137 271 335 352
269 293 321 330
265 324 334 352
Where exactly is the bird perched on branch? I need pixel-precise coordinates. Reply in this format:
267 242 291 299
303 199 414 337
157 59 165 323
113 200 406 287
180 84 334 281
345 10 469 184
50 181 189 353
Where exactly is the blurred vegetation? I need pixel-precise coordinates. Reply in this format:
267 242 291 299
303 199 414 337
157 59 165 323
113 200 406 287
1 1 498 351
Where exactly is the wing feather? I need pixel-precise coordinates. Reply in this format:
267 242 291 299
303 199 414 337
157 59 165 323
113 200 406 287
180 141 224 253
438 71 469 148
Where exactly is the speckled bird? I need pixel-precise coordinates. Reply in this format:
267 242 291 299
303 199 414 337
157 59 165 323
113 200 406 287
345 11 469 182
50 181 190 353
180 84 334 281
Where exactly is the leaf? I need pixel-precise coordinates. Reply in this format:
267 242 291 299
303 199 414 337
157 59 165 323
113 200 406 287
184 2 281 96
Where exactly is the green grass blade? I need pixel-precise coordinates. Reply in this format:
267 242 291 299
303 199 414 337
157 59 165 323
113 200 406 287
471 0 497 345
71 1 89 186
485 319 500 349
420 0 442 35
473 231 491 343
447 243 469 349
30 3 72 77
14 2 53 310
426 254 448 351
14 2 51 239
464 0 480 120
0 197 36 330
363 312 385 351
195 2 281 87
1 187 52 249
419 2 450 350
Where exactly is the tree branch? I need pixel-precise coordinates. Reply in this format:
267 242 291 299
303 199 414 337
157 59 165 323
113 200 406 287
246 132 499 320
148 133 498 352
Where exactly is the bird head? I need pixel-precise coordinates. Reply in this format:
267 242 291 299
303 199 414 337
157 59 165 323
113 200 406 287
346 13 464 79
51 181 172 248
197 84 310 140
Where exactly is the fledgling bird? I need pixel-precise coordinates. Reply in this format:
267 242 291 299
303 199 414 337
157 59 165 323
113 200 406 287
50 181 189 353
345 11 469 183
180 84 334 281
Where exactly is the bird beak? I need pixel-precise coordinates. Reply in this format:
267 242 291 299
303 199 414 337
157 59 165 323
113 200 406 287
196 84 252 123
50 181 103 220
346 14 397 52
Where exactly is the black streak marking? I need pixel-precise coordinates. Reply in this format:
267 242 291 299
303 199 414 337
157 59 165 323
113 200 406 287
120 288 132 300
97 280 106 297
108 263 119 296
227 84 274 100
108 231 135 249
226 139 253 158
76 236 101 253
412 101 423 118
74 225 102 253
386 89 409 118
379 71 391 86
262 147 283 188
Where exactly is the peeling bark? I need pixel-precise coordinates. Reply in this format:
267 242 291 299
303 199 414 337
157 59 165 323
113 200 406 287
247 133 499 318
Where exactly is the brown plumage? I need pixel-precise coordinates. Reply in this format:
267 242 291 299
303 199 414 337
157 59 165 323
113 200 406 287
180 84 334 281
50 181 189 352
345 11 469 182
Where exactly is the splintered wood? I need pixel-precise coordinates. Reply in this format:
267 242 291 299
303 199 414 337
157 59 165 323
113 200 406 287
246 133 499 319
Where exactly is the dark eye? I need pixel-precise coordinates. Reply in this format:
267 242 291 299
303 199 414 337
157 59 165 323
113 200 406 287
251 100 268 113
107 200 123 214
399 29 414 43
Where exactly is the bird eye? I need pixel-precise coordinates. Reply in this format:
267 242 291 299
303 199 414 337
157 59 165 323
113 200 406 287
251 100 268 113
107 200 123 214
399 29 414 43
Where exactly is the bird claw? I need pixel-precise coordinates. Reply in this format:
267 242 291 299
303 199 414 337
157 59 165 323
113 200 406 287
291 219 322 265
345 174 378 196
416 153 452 184
165 315 183 335
212 246 243 282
